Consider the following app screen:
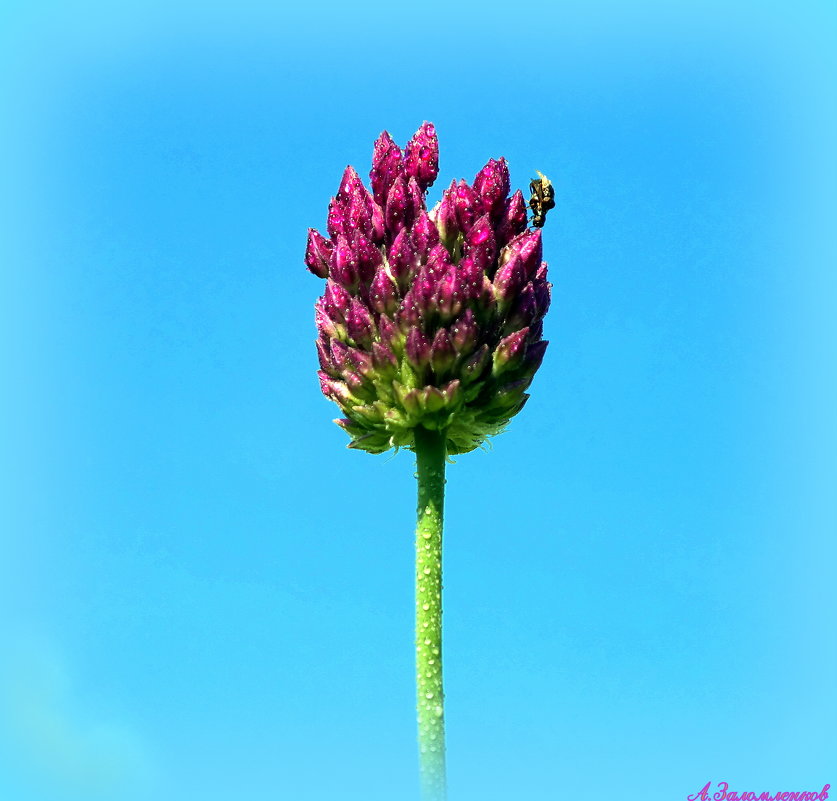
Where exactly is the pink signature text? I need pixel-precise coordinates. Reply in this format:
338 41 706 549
688 782 831 801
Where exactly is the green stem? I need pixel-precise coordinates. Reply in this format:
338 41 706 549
414 425 448 801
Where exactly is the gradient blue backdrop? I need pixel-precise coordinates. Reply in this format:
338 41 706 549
1 2 835 800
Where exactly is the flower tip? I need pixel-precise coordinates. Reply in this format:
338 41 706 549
338 164 362 198
473 157 511 219
370 130 404 208
375 129 397 148
405 121 440 192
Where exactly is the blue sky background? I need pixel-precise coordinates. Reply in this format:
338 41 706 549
1 2 835 800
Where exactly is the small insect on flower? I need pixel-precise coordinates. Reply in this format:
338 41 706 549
528 170 556 229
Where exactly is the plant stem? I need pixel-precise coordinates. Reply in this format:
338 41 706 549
413 425 448 801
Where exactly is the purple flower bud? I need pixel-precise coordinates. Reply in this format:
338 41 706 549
377 313 400 350
351 230 383 287
370 201 385 243
405 177 424 230
435 180 460 245
347 297 375 347
347 191 375 242
338 165 365 204
314 300 340 339
458 256 484 301
450 308 478 354
372 341 398 372
316 336 335 373
385 174 410 236
369 264 399 315
323 280 352 324
519 231 544 279
345 346 374 376
318 372 352 403
329 235 359 290
435 265 464 321
345 370 374 401
522 340 548 374
430 328 456 376
412 265 437 315
533 265 551 316
397 286 423 332
462 214 497 275
493 252 527 305
476 274 497 316
411 211 440 261
452 180 477 235
436 180 476 238
329 339 350 371
502 230 542 280
388 227 418 290
460 344 490 385
305 228 332 278
492 327 529 375
424 242 453 280
370 130 403 208
405 327 431 369
496 190 528 246
504 282 539 332
473 158 510 220
326 196 347 239
404 122 439 192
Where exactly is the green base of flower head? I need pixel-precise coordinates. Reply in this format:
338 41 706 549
335 351 533 455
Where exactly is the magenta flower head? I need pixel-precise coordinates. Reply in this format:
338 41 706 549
305 122 552 456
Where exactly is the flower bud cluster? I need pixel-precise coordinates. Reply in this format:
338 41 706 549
305 122 551 454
